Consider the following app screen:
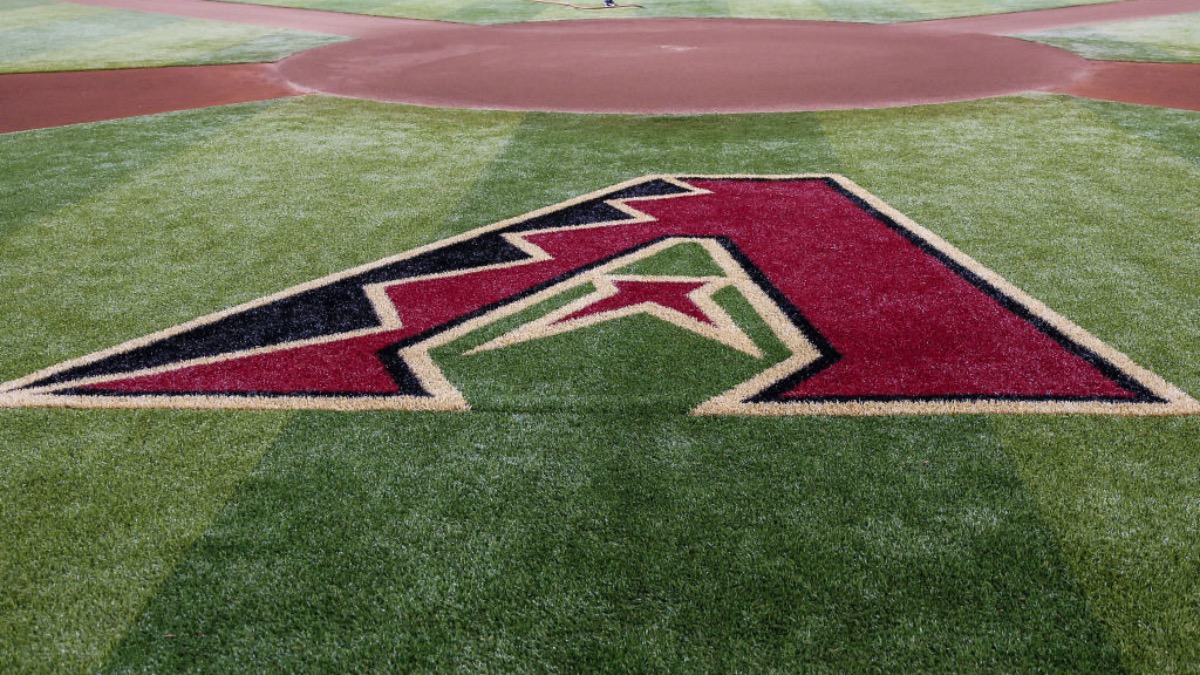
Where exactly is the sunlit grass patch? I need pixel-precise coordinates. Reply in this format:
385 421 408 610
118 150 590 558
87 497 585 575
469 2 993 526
1016 12 1200 63
211 0 1118 24
0 0 345 73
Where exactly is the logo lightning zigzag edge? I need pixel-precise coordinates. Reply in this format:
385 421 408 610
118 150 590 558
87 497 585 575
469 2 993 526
0 174 1196 416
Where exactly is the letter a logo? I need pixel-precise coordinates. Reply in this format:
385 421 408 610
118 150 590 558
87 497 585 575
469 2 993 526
2 175 1196 415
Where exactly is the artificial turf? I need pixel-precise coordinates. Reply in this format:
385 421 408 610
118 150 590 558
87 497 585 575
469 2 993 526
212 0 1119 24
0 0 345 74
1017 12 1200 63
2 94 1198 671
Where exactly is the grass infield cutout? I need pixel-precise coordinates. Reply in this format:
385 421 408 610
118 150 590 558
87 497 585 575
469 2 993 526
1 175 1195 416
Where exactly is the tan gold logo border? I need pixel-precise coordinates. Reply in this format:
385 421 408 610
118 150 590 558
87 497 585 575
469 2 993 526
1 175 1195 416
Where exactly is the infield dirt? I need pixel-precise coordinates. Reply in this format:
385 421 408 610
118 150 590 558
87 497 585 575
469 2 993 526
3 0 1200 133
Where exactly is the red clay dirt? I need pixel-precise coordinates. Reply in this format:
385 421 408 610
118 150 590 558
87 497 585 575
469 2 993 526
0 64 299 134
3 0 1199 133
1058 61 1200 110
276 19 1092 114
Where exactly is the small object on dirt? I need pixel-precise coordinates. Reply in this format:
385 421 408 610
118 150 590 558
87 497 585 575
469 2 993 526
528 0 644 9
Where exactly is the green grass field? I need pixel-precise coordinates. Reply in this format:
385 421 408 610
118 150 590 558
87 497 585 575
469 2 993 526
1018 12 1200 63
0 0 344 73
4 0 1200 670
213 0 1119 24
3 93 1200 672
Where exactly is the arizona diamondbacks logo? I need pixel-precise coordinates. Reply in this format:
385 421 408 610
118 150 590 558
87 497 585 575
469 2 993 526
1 175 1195 415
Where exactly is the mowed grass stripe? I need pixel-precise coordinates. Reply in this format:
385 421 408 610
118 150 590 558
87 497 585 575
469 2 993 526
0 98 522 673
105 413 1121 672
726 0 832 21
1016 13 1200 64
0 0 345 74
818 95 1200 391
196 29 345 65
1 104 297 674
102 101 1125 671
0 409 292 673
2 96 1197 670
0 102 273 244
1082 98 1200 167
992 100 1200 671
437 109 839 238
0 0 108 31
995 417 1200 671
0 102 287 382
213 0 1117 23
821 95 1200 671
0 98 522 383
8 20 344 73
0 6 181 66
441 0 548 24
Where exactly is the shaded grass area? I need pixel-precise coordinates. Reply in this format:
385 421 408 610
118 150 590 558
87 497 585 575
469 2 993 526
1 95 1198 671
819 97 1200 670
996 416 1200 671
213 0 1118 24
818 97 1200 398
0 0 344 74
1082 98 1200 166
0 98 522 384
0 98 521 671
0 103 269 242
1017 12 1200 63
0 410 290 672
104 413 1120 672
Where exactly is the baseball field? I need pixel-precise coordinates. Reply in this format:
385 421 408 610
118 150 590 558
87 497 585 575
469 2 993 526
1 0 1199 671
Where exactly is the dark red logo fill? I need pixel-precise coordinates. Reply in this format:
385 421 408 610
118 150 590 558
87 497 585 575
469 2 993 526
2 175 1194 415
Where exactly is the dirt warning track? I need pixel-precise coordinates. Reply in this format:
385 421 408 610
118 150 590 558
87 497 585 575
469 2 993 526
3 0 1200 132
